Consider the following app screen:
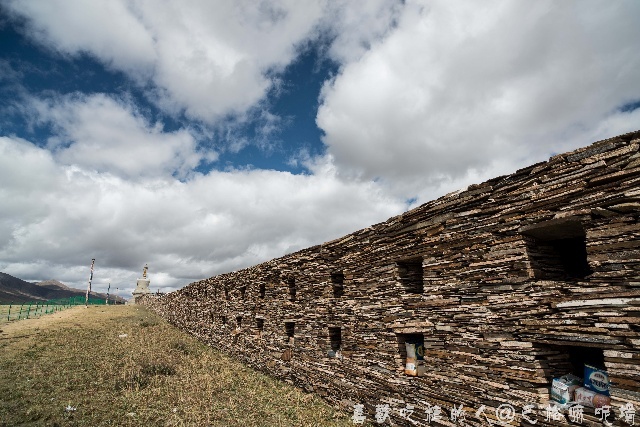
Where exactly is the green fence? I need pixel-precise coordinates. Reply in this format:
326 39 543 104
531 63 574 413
1 296 115 323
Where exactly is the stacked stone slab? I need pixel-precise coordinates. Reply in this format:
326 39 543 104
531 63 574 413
141 130 640 426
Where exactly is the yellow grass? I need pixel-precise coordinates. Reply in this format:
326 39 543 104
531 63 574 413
0 305 355 426
0 305 9 325
0 303 70 326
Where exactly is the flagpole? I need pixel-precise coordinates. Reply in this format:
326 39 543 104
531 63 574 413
85 258 95 306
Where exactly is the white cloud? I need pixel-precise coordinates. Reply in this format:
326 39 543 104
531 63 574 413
4 0 404 125
3 0 157 76
137 0 329 121
319 0 402 63
317 0 640 202
30 93 205 179
0 136 404 295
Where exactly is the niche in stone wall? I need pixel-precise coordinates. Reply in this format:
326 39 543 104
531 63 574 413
236 316 242 329
285 321 295 344
288 277 296 301
239 286 246 299
396 258 424 294
259 283 266 299
331 272 345 297
328 326 342 356
256 317 264 332
545 344 604 376
521 218 592 280
533 342 608 403
396 332 425 376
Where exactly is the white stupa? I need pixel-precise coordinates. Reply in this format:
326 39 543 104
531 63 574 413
132 264 151 303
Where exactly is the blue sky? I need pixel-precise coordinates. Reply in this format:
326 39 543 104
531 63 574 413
1 0 639 298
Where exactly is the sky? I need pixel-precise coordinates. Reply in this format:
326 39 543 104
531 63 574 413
1 0 639 299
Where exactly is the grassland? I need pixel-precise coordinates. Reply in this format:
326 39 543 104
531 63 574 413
0 304 68 326
0 305 354 426
0 304 24 325
0 305 10 325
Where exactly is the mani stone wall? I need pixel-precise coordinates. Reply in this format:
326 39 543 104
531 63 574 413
141 130 640 426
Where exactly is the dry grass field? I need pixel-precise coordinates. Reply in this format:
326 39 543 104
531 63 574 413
0 305 355 427
0 305 10 325
0 304 66 326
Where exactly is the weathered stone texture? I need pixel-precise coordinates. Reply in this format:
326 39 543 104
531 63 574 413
141 130 640 426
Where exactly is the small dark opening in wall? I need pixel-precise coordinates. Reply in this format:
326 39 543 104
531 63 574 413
397 258 424 294
396 333 425 375
331 272 345 298
221 316 227 325
288 277 296 302
396 333 424 360
329 327 342 351
239 286 246 299
259 283 266 298
285 321 295 338
256 318 264 331
522 219 592 280
568 346 606 375
224 288 229 300
236 316 242 328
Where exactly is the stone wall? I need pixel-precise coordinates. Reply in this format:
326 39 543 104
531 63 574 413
141 130 640 426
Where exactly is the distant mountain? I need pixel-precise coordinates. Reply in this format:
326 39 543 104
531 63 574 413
0 272 125 304
35 279 74 292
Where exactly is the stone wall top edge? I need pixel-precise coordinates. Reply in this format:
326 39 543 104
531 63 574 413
168 129 640 295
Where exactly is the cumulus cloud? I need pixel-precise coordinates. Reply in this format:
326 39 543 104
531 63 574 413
319 0 402 63
29 93 206 179
2 1 157 76
3 0 402 125
317 0 640 202
0 136 404 294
